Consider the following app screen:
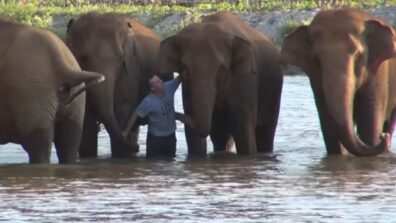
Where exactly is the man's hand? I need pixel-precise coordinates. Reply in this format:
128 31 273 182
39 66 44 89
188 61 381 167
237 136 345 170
175 112 194 128
123 112 138 137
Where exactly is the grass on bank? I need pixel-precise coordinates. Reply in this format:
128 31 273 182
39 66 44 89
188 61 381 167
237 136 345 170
0 1 396 42
1 0 396 28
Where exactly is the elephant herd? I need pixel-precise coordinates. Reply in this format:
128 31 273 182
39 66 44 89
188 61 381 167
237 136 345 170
0 8 395 164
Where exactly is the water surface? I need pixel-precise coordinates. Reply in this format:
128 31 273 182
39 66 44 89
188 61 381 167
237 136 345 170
1 75 395 222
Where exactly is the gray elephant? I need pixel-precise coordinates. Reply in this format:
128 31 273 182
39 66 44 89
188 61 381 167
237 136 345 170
0 18 104 163
281 8 396 156
66 12 160 158
159 11 283 155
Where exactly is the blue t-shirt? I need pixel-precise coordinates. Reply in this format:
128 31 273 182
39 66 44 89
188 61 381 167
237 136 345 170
136 78 181 136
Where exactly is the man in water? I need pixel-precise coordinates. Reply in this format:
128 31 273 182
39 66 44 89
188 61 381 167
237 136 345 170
123 74 192 158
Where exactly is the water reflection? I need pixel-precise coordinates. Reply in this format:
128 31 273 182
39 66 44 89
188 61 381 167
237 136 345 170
0 76 396 222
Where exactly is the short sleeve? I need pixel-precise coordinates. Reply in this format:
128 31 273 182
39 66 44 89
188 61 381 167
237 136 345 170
165 78 181 94
136 97 153 118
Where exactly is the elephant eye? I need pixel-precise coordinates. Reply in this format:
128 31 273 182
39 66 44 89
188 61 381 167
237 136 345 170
58 84 71 94
58 84 71 98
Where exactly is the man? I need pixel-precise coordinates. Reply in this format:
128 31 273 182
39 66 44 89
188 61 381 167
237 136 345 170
123 74 192 158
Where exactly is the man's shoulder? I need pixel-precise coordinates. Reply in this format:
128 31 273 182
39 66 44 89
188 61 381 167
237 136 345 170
140 94 157 106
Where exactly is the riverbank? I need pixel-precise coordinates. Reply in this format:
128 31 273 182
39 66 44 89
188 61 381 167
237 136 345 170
18 6 396 75
49 6 396 42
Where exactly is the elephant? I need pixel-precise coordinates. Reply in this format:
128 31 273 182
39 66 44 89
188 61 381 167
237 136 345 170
66 12 160 158
281 8 396 156
159 11 283 155
0 18 104 163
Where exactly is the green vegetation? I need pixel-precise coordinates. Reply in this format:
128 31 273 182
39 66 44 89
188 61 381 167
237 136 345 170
0 0 395 40
0 0 395 28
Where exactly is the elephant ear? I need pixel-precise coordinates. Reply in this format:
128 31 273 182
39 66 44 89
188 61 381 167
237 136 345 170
231 36 257 76
365 20 396 73
66 18 74 33
121 23 138 76
65 18 75 47
281 25 313 74
159 36 181 80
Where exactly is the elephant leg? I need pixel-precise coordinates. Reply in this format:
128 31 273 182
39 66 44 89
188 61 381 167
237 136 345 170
185 126 207 156
230 108 257 155
354 92 385 146
54 121 80 164
256 125 275 153
114 104 139 154
384 108 396 137
257 78 282 153
182 86 207 156
106 117 138 157
127 128 139 152
311 80 343 154
210 108 231 152
100 106 137 157
21 127 53 164
319 106 343 154
79 111 99 158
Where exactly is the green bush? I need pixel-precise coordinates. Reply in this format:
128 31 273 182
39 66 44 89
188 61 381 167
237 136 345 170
0 0 394 40
0 4 52 27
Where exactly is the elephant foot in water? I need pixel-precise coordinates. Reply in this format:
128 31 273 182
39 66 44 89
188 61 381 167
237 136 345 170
111 141 139 158
381 133 391 153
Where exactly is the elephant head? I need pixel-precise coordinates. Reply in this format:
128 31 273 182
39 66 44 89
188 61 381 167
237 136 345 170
66 13 138 103
159 23 256 137
281 9 396 156
66 12 154 157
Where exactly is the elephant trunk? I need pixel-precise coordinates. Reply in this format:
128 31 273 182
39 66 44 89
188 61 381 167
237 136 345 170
190 79 216 137
322 69 389 156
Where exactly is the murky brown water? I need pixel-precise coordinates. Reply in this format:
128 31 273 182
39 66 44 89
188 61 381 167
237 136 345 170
1 75 396 222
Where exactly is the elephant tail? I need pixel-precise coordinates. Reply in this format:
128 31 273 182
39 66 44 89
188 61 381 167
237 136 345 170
63 70 106 106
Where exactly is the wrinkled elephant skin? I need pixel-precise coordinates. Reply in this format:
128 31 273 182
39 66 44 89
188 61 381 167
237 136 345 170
0 19 104 163
281 8 396 156
67 12 160 158
159 11 283 155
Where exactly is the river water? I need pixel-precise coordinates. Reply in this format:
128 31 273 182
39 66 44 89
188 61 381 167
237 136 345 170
1 75 396 222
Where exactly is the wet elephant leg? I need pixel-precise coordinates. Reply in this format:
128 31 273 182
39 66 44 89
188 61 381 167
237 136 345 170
382 109 396 152
230 108 257 155
384 109 396 138
110 130 139 156
79 111 99 158
182 85 207 156
185 126 207 156
22 127 53 164
256 125 275 153
310 78 343 154
354 81 385 145
102 102 139 157
321 108 344 154
127 129 139 152
257 78 282 153
54 121 80 163
210 108 231 152
114 104 139 154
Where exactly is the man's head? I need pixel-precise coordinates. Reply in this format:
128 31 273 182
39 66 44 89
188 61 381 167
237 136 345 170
149 75 164 93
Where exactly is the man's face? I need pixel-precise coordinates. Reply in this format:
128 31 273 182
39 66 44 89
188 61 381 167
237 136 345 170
149 75 164 92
